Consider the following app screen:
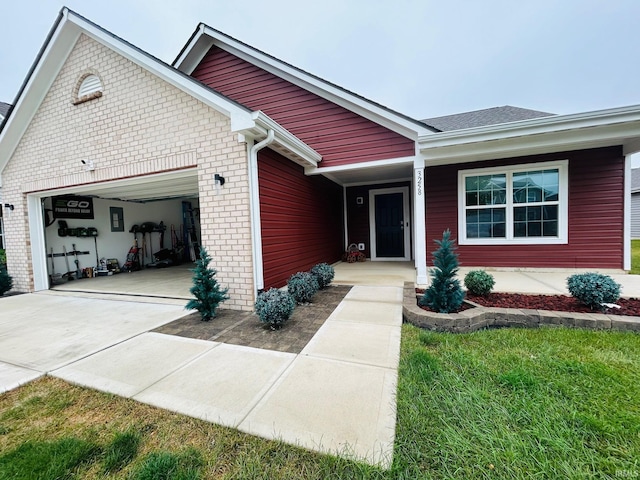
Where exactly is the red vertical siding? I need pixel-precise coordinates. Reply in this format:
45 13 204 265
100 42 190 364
258 148 344 288
191 47 415 167
425 146 624 269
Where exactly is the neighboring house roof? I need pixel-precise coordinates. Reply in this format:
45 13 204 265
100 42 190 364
0 102 10 120
632 168 640 194
421 106 554 132
0 8 321 175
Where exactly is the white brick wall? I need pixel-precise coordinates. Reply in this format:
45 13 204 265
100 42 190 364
3 34 256 310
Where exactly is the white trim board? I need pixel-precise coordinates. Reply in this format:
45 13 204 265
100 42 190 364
369 186 411 261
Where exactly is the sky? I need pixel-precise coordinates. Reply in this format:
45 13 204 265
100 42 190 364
1 0 640 165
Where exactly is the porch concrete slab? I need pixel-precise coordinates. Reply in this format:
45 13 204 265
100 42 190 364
345 285 403 304
301 321 401 368
134 344 295 428
239 355 397 468
51 333 215 397
334 261 415 287
0 362 43 393
0 293 186 371
328 298 402 326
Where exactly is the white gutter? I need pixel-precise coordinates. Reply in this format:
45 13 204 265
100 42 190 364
248 129 275 292
418 104 640 149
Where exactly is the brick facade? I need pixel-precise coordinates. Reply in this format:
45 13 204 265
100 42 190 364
2 34 256 310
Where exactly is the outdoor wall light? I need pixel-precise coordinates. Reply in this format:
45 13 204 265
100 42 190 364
4 203 14 211
81 159 95 171
214 174 226 186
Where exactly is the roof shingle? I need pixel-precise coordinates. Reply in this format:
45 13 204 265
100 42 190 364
421 105 554 131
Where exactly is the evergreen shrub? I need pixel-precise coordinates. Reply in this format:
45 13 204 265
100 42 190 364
185 247 229 321
255 288 296 329
0 266 12 296
566 272 621 310
420 229 465 313
310 263 335 289
287 271 319 303
464 270 495 296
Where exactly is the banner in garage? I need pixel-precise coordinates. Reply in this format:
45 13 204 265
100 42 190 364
52 195 95 219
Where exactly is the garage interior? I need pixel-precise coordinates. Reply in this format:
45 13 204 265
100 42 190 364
44 171 199 300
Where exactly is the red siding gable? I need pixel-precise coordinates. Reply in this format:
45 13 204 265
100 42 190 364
191 47 415 167
425 147 625 269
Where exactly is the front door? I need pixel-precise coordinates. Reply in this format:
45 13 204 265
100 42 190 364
369 187 411 261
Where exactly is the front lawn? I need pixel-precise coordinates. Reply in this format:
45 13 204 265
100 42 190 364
632 239 640 274
1 326 638 478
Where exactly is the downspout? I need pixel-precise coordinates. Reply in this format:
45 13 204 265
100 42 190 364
248 129 275 293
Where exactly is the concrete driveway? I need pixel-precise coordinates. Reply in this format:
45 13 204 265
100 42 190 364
0 291 187 392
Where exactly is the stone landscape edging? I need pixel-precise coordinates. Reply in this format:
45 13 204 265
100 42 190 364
402 282 640 333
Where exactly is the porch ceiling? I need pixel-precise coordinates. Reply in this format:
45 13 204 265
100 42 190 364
310 162 413 186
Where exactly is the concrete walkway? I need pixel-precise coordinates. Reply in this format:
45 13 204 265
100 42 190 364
0 285 402 468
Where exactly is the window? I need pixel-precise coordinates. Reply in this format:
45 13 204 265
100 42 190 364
458 160 568 245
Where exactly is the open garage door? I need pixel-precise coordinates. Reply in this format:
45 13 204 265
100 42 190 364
28 169 200 299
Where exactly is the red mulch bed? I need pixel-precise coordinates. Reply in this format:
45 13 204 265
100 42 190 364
416 289 640 316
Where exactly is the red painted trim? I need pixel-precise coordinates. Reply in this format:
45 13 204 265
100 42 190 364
425 146 625 269
258 148 344 288
192 47 415 167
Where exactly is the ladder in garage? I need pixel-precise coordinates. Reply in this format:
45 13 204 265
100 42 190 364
182 201 200 262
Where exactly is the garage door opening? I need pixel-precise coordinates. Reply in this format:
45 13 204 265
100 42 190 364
31 169 200 300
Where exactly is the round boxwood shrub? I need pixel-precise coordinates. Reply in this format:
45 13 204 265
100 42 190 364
310 263 335 289
464 270 495 296
255 288 296 329
0 266 12 296
566 272 621 310
287 271 319 303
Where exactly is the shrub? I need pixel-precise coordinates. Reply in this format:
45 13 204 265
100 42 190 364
185 247 229 321
566 272 621 310
0 266 12 296
255 288 296 329
420 229 465 313
0 249 6 266
310 262 335 289
464 270 495 296
287 271 319 303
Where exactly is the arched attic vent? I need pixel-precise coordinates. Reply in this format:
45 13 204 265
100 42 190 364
73 73 103 105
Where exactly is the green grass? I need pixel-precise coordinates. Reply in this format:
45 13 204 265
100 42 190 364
631 239 640 274
1 326 638 479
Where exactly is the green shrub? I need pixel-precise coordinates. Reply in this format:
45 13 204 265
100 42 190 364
310 262 335 289
566 272 621 310
255 288 296 329
420 229 465 313
287 271 319 303
185 247 229 321
0 249 6 266
464 270 495 296
0 266 12 296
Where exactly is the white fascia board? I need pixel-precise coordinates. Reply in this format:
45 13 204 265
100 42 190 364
66 11 251 123
419 106 640 165
0 11 78 174
178 25 432 140
250 111 321 167
305 155 414 176
0 10 255 174
419 105 640 149
172 24 214 73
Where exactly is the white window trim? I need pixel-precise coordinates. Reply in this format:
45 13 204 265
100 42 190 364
458 160 568 245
